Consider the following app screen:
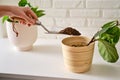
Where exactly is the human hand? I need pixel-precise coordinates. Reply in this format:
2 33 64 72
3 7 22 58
9 6 38 25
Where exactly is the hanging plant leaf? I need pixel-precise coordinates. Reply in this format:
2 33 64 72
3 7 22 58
98 39 119 63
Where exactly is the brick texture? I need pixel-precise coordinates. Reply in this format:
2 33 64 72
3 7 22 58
86 0 120 9
70 9 100 18
0 0 120 38
53 0 84 8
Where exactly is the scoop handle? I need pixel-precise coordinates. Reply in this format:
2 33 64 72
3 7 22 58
35 21 50 33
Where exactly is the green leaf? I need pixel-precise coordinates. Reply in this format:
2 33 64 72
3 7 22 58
18 0 27 7
102 20 118 29
100 33 114 44
37 13 45 17
31 7 45 17
100 26 120 45
98 39 119 63
31 7 38 12
92 21 118 39
27 3 32 7
18 0 45 18
2 16 9 23
36 11 45 17
37 10 45 13
2 16 18 23
7 18 14 22
108 26 120 44
98 21 119 37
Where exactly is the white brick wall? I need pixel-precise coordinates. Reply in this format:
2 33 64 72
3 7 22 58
0 0 120 38
86 0 120 9
34 0 52 8
55 18 86 28
103 9 120 18
70 9 100 18
53 0 84 8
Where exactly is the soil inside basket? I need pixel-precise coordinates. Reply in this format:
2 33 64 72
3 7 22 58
71 42 87 47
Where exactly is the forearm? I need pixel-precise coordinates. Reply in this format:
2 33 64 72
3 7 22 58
0 5 12 17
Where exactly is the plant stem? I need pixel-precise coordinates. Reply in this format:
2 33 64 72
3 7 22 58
87 37 95 46
87 30 100 46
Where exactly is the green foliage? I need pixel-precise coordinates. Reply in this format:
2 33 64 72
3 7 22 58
98 21 120 62
2 0 45 23
90 20 120 63
18 0 27 7
102 20 118 29
94 20 119 39
18 0 45 18
2 16 19 24
98 39 119 63
100 26 120 45
31 7 45 18
2 16 9 23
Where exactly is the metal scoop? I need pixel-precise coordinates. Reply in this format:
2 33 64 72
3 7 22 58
36 21 81 36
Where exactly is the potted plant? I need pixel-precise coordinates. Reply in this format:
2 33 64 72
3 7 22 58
61 20 120 73
2 0 45 51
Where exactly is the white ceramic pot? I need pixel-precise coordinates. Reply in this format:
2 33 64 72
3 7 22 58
6 22 37 51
